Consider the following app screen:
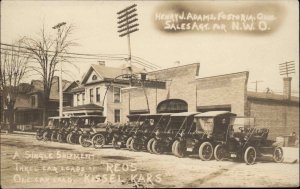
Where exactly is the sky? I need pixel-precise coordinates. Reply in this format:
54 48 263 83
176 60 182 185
1 0 299 95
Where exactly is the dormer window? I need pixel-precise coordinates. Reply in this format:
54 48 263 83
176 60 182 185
92 75 97 81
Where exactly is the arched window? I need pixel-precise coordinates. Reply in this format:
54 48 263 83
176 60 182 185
157 99 188 113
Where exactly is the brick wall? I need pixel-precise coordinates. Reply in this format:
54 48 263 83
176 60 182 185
247 98 299 139
121 63 200 120
195 72 249 116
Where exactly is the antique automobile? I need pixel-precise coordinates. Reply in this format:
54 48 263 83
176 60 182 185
57 116 78 143
172 111 237 160
65 115 107 145
75 116 116 149
151 112 201 155
50 117 70 142
111 114 142 149
36 117 65 141
130 113 172 152
206 112 285 165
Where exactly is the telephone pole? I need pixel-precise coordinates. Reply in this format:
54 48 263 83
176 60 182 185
279 61 295 77
251 80 263 92
117 4 139 73
53 22 66 118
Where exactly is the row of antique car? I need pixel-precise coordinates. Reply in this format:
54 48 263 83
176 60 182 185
36 111 284 165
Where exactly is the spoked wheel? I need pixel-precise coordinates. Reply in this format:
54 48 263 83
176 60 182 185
51 133 57 142
171 140 178 155
66 133 73 144
126 137 133 150
79 135 92 147
36 132 43 140
147 138 155 153
273 146 284 163
131 138 142 152
57 133 64 143
69 133 78 144
174 141 186 158
92 134 106 149
244 146 256 165
199 142 213 161
214 144 227 161
152 139 164 154
42 131 50 141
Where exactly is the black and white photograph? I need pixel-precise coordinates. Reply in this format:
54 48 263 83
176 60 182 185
0 0 299 188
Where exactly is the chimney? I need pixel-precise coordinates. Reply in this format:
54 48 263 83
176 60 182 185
283 77 292 100
98 61 105 66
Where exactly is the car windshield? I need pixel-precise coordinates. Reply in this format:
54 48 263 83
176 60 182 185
196 117 214 133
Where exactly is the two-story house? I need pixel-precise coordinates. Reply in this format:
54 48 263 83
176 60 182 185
3 77 73 128
63 62 139 123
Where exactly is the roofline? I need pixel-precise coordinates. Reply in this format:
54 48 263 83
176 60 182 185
148 63 200 76
196 71 249 80
247 95 299 104
81 65 104 85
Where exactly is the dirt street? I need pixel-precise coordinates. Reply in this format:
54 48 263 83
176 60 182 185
1 134 299 188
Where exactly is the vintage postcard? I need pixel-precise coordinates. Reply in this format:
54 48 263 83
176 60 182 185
0 0 299 188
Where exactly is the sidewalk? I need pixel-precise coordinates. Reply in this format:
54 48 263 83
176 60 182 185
1 130 36 135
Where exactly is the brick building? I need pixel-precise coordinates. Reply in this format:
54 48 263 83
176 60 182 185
66 62 298 139
121 63 299 139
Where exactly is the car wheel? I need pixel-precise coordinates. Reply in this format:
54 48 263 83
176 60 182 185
214 144 227 161
199 142 213 161
57 133 64 143
92 134 106 149
131 138 141 152
273 146 284 163
67 133 73 144
51 133 57 142
42 131 50 141
244 146 256 165
147 138 155 153
79 135 91 147
174 141 186 158
36 132 43 140
126 137 133 150
171 140 179 155
152 139 164 154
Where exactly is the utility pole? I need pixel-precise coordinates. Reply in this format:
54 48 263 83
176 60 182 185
117 4 139 75
53 22 66 118
251 80 263 92
279 61 295 77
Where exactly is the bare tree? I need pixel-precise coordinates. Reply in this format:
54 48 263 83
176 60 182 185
23 24 76 126
0 38 31 132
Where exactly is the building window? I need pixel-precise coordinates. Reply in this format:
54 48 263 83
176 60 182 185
92 74 97 81
82 93 85 104
114 87 121 103
96 87 100 102
31 96 36 107
90 88 94 103
77 94 80 105
114 109 120 123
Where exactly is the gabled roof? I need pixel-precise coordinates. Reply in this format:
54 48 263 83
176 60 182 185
81 64 123 84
